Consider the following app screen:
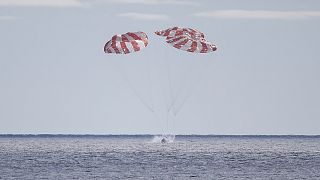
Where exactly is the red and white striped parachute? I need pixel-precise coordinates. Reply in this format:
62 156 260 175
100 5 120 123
104 31 148 54
155 27 217 53
104 28 217 137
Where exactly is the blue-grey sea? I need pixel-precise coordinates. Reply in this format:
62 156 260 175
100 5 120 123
0 135 319 179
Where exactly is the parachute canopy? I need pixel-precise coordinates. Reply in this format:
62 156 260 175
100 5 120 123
104 31 148 54
155 27 217 53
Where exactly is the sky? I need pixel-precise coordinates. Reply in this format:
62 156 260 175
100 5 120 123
0 0 320 135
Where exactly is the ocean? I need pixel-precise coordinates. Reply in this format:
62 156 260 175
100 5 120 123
0 135 319 179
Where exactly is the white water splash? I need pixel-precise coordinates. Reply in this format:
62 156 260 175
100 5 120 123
151 134 175 143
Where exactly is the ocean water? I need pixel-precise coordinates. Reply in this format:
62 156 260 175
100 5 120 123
0 135 319 179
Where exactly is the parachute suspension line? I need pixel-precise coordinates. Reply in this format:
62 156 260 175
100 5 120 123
113 61 155 114
147 56 155 112
167 60 197 116
173 59 213 116
150 106 162 128
166 108 170 135
145 57 164 134
165 55 174 112
115 61 162 129
171 63 197 116
165 53 174 135
154 26 217 117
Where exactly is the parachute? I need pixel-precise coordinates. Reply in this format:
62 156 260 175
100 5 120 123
104 31 148 54
104 28 217 137
155 27 217 53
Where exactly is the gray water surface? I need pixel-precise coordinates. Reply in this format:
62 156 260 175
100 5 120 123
0 135 319 179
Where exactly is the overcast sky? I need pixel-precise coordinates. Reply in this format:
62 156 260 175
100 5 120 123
0 0 319 135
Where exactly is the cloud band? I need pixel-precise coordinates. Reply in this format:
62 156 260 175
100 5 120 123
117 13 168 21
193 10 320 20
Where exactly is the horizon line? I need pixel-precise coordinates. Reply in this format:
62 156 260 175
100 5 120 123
0 134 319 137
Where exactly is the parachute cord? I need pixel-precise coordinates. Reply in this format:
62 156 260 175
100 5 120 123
173 59 213 116
113 61 155 114
167 60 197 115
160 46 170 135
165 55 174 112
147 56 155 111
151 108 162 130
166 108 170 135
173 92 191 116
164 54 174 136
172 60 204 115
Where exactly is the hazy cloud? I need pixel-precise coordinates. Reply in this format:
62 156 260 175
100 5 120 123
0 0 85 7
102 0 197 6
0 16 19 20
0 0 197 8
117 13 168 21
193 10 320 20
